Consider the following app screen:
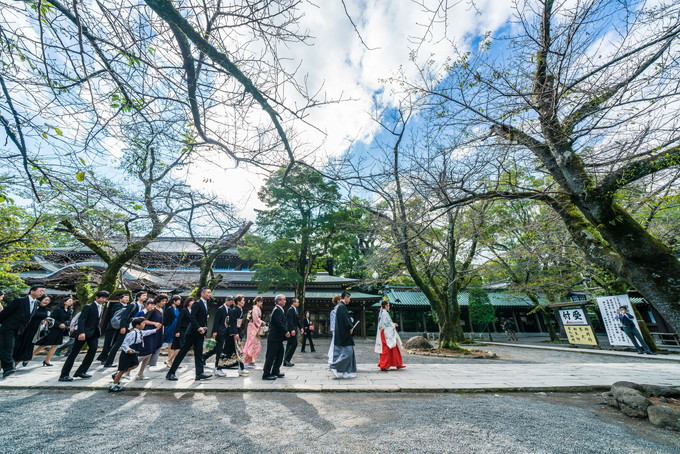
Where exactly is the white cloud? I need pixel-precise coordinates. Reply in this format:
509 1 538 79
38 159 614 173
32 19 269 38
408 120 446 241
186 0 515 218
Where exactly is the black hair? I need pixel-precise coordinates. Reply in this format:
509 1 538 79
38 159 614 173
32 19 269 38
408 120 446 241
341 291 351 299
380 300 389 307
29 285 44 293
95 290 110 298
131 317 146 327
135 291 147 300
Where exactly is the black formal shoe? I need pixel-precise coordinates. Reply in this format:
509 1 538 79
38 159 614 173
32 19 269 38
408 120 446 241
300 350 305 353
58 376 73 382
111 373 117 381
283 362 294 367
166 374 179 381
311 350 316 352
42 361 53 367
646 352 657 355
103 364 116 368
276 373 285 378
262 375 277 380
195 373 212 380
21 361 28 367
74 373 92 379
3 369 17 378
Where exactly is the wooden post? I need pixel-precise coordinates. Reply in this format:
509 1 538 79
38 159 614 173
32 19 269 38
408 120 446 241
422 311 428 334
399 311 404 332
361 304 366 339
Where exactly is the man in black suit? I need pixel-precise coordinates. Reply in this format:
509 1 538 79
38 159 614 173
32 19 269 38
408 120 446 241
283 298 301 367
167 287 212 381
0 286 45 377
97 293 130 363
59 290 109 381
301 310 316 353
203 295 232 377
262 294 291 380
103 290 147 367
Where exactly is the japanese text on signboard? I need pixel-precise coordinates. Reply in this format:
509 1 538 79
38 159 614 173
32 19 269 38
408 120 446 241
597 295 640 347
558 308 588 326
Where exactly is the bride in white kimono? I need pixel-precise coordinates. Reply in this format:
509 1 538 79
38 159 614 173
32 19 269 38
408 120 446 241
374 301 405 371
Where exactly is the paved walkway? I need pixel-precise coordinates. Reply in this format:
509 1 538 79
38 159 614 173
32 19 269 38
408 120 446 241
483 341 680 361
1 360 679 393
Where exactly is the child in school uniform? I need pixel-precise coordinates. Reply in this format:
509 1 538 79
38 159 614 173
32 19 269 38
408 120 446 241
109 317 162 393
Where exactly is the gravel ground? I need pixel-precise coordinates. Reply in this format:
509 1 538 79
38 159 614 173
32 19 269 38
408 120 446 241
287 339 672 365
0 390 678 454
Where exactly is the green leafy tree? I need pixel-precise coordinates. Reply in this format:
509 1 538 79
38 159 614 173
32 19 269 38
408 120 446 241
241 165 342 315
468 287 495 340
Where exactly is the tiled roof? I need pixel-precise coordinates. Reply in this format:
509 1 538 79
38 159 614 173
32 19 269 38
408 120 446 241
377 287 540 308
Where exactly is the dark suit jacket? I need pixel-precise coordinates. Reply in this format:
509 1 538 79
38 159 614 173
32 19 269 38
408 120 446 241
267 305 288 342
212 305 229 337
303 317 313 334
334 303 354 347
163 305 177 327
0 296 34 334
187 298 208 336
227 306 242 336
286 306 301 333
76 302 102 339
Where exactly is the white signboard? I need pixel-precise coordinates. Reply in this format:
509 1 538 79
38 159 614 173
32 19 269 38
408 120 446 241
597 294 641 347
558 308 589 326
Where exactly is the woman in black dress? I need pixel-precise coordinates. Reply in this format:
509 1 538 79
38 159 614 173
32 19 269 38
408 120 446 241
168 297 193 366
14 295 51 367
33 296 74 366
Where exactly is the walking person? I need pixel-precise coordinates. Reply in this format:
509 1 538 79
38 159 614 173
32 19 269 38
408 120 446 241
97 294 130 363
59 290 109 381
203 296 230 377
147 294 167 368
502 319 518 341
109 317 162 393
33 296 74 366
243 296 265 367
166 288 212 381
168 297 193 367
327 295 341 366
329 291 357 379
162 295 182 367
262 294 290 381
0 286 45 378
300 310 316 353
375 301 405 371
283 298 301 367
103 291 148 367
615 306 655 355
14 294 51 368
226 295 249 376
133 299 163 380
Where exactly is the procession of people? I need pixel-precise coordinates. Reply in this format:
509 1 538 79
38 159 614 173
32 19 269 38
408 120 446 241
0 286 407 390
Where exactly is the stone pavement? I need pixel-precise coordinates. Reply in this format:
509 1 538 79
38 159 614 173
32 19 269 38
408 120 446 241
1 359 679 393
483 341 680 361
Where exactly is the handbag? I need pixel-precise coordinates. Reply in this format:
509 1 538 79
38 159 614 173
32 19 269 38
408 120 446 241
309 325 314 331
33 317 55 343
204 337 217 353
257 324 269 337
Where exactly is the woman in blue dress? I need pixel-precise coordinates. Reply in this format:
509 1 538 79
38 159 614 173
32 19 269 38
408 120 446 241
163 295 181 367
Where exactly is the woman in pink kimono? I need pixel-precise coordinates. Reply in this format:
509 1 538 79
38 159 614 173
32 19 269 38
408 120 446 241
243 296 265 367
375 301 405 371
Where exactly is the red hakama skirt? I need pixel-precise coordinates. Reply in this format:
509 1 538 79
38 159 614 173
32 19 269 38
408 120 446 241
378 330 405 370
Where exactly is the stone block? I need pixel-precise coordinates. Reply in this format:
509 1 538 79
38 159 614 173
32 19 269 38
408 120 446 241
404 336 434 351
611 386 651 418
647 405 680 431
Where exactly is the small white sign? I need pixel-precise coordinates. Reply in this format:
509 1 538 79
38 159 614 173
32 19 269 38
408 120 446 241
558 308 589 326
597 295 641 347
